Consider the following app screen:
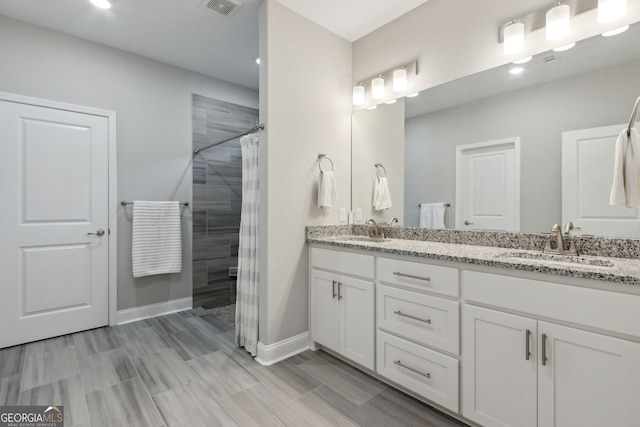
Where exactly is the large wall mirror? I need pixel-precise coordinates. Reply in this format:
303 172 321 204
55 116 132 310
352 21 640 238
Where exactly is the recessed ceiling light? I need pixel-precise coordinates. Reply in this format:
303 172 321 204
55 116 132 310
509 67 524 75
366 105 378 110
385 99 397 105
406 92 419 98
553 42 576 52
602 25 629 37
90 0 112 9
513 56 532 65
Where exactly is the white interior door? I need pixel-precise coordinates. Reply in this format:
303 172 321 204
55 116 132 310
0 99 110 348
562 124 640 237
456 138 520 231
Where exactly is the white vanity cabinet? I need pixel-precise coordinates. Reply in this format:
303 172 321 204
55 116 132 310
462 271 640 427
310 247 375 369
375 256 460 412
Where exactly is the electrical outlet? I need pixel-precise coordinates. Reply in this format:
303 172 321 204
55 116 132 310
339 208 347 222
356 208 363 222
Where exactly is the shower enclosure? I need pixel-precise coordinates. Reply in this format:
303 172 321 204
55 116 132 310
192 94 258 309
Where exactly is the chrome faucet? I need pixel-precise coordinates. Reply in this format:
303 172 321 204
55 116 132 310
544 223 579 256
367 219 384 238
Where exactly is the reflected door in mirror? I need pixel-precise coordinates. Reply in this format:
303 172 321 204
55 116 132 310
456 138 520 232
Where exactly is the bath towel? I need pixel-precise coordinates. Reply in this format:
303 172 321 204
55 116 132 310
374 177 392 210
132 201 182 278
318 170 337 209
420 203 447 229
610 128 640 207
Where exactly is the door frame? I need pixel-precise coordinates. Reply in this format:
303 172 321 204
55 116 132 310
455 137 521 231
1 91 118 326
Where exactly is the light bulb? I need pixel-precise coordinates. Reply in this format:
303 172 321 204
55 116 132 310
546 3 570 40
371 75 385 99
352 85 365 106
503 21 524 55
598 0 626 23
393 67 407 92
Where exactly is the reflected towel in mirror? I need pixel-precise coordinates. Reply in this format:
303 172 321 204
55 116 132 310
610 128 640 207
374 177 392 210
420 203 446 229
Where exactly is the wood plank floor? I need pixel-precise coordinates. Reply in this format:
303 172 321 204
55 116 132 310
0 308 468 427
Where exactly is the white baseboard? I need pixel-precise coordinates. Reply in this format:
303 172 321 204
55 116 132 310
116 297 193 325
255 331 311 366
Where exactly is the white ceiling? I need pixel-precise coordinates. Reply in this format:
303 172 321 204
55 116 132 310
275 0 430 42
0 0 429 91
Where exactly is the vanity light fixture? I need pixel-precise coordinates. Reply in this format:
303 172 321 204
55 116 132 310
503 20 524 54
90 0 112 9
393 67 407 92
546 2 570 40
598 0 626 23
513 56 532 64
602 25 629 36
553 42 576 51
371 75 385 99
352 83 365 106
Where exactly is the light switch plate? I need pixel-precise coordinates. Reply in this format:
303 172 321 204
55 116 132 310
339 208 347 222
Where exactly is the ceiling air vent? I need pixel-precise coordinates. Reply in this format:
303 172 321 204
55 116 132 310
542 54 558 63
202 0 242 17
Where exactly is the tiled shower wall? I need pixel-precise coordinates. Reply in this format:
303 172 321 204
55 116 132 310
192 94 258 309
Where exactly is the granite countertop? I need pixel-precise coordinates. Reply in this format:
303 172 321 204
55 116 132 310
308 234 640 286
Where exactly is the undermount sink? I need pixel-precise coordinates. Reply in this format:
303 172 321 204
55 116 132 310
498 251 614 268
337 236 391 243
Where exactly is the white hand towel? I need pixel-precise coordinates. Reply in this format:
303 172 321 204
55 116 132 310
373 177 392 210
610 128 640 207
420 203 447 229
318 170 337 209
132 201 182 278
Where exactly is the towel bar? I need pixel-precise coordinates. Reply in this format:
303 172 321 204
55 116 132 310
121 201 190 206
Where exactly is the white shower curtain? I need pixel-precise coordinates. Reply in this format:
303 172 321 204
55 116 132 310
235 133 260 356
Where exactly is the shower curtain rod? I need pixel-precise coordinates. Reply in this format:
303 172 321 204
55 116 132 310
193 123 265 156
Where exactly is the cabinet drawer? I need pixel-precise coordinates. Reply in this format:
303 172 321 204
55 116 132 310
377 331 459 412
377 284 459 354
377 257 459 297
311 247 374 279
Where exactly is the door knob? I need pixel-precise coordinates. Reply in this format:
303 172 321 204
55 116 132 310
88 229 105 236
464 220 474 225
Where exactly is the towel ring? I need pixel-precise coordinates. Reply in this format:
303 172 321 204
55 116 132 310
318 154 334 172
375 163 386 179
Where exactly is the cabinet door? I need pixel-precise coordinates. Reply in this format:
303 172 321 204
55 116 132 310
340 275 375 369
538 322 640 427
462 305 537 427
310 269 340 352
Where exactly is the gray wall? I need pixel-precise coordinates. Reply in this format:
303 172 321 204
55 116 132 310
192 94 258 309
405 58 640 232
0 15 258 311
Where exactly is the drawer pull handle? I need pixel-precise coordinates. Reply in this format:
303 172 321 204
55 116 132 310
393 360 431 379
393 272 431 282
525 329 531 361
393 310 431 324
541 333 548 366
332 280 337 299
338 282 343 300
